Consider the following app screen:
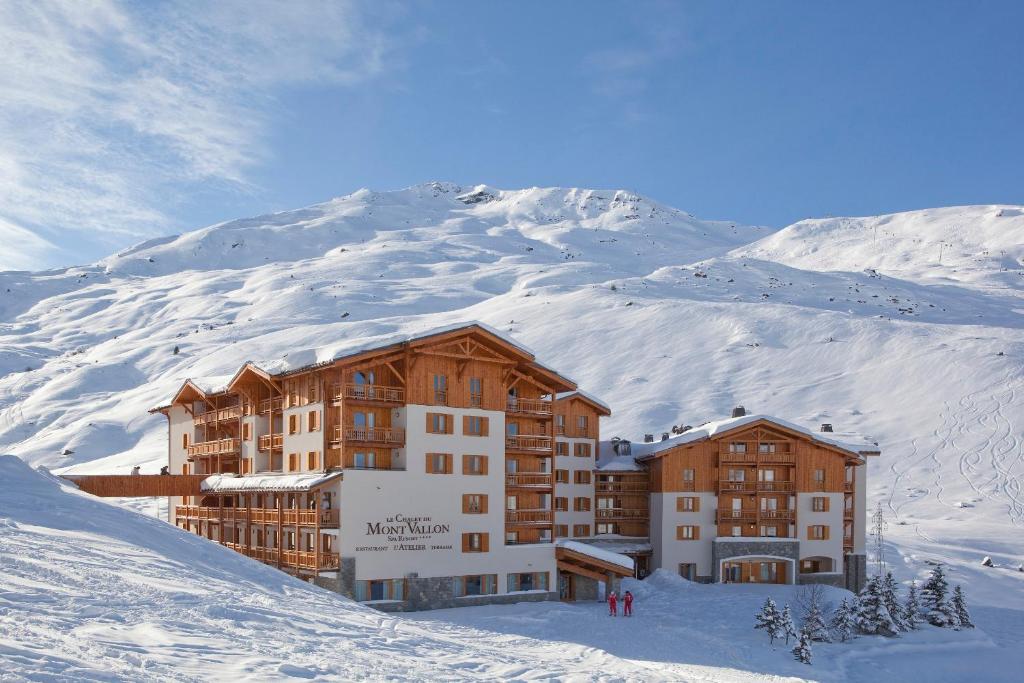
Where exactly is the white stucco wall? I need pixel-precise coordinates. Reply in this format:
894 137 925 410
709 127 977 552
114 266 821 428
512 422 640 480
649 492 717 577
854 460 868 554
554 436 596 537
796 492 844 569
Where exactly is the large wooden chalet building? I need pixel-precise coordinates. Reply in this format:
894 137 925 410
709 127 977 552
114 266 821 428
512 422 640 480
152 322 878 610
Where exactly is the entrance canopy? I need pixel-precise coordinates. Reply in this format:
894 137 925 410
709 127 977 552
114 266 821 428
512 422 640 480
555 540 634 583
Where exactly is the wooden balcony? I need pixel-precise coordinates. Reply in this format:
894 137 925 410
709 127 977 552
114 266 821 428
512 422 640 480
505 509 553 524
759 451 796 464
756 480 794 493
187 438 240 458
506 435 553 453
505 472 553 488
193 405 243 426
717 509 758 523
259 396 283 414
331 383 405 405
760 509 795 521
176 506 340 528
844 481 854 492
595 481 649 493
506 398 553 416
257 433 283 451
720 451 758 463
595 508 649 520
719 480 755 493
225 544 340 571
844 508 855 520
330 425 405 445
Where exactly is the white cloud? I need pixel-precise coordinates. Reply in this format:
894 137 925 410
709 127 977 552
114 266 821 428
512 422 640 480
0 0 396 271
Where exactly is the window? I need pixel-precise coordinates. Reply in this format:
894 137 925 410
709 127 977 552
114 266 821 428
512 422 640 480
577 415 589 436
758 468 775 482
731 525 742 537
727 468 746 481
432 374 448 405
555 414 566 435
354 451 376 469
761 525 778 537
813 469 826 487
760 562 777 583
307 410 320 432
573 470 591 485
469 377 483 407
462 454 488 475
808 525 830 540
555 524 569 538
182 433 189 449
556 442 569 456
463 415 489 437
355 579 405 602
676 525 700 540
454 574 497 596
507 572 549 593
426 453 452 474
307 451 318 470
555 469 569 484
597 523 617 535
426 412 453 434
307 380 320 404
462 494 487 514
676 496 699 512
812 496 830 512
505 530 519 545
462 533 489 553
728 442 747 453
682 468 695 483
288 414 300 435
573 497 591 512
181 463 189 475
554 497 568 511
758 442 776 453
678 563 696 581
288 453 299 471
573 524 591 537
574 443 592 458
242 422 252 441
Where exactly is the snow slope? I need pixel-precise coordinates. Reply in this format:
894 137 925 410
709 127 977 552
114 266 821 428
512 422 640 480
0 184 1022 614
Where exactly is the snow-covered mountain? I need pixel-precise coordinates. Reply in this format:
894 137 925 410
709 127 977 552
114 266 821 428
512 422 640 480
1 183 1023 608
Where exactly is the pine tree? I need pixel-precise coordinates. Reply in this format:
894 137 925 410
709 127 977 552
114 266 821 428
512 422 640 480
881 571 907 632
855 576 899 636
921 565 957 627
792 627 813 664
829 597 857 642
780 604 798 645
951 585 973 629
754 597 783 646
904 581 923 630
802 598 832 642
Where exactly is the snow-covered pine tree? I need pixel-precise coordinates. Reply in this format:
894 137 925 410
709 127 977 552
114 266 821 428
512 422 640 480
855 576 898 636
829 597 857 642
921 564 957 627
802 597 832 642
792 627 813 664
881 571 906 632
951 585 973 628
904 581 923 630
780 604 798 645
754 597 782 646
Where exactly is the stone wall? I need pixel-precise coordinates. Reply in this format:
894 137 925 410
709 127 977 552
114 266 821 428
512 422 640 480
796 572 846 588
843 553 867 593
710 539 800 583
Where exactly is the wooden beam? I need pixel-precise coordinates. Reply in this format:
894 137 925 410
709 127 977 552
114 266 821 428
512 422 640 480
384 361 405 386
557 560 610 584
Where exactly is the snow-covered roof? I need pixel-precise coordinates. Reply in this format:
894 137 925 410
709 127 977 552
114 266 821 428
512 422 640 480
596 454 643 472
631 414 877 459
556 539 634 571
555 389 611 414
582 536 653 555
150 375 234 412
201 472 341 493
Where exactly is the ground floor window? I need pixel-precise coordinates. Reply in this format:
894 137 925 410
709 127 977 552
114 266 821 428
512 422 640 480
678 563 696 581
596 523 618 535
507 572 549 593
354 579 405 602
454 574 497 597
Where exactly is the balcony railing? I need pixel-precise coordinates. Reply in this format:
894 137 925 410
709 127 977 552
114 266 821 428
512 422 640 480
505 509 553 524
257 433 283 451
595 508 648 520
719 480 755 493
176 506 340 528
506 435 553 452
225 544 340 570
760 509 795 521
844 481 854 492
717 509 757 522
187 438 240 458
258 396 283 414
331 383 405 404
757 480 794 492
505 472 553 488
759 451 796 464
331 426 405 445
720 451 758 463
595 481 649 493
506 398 553 416
432 390 448 406
193 405 243 426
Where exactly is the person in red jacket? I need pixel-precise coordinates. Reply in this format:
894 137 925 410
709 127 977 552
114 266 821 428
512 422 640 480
623 590 634 617
608 590 618 616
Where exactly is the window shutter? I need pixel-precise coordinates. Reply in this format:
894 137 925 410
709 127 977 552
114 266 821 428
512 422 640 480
425 454 433 474
823 526 830 540
480 495 488 514
481 533 489 552
426 413 432 433
481 416 489 437
462 494 470 514
461 533 469 552
693 526 700 540
693 497 700 512
676 526 685 540
480 455 488 475
823 497 830 512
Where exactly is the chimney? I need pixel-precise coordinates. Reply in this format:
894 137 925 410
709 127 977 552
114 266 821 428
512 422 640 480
732 406 746 418
661 432 670 441
681 424 692 433
820 423 833 433
620 440 631 455
644 433 654 443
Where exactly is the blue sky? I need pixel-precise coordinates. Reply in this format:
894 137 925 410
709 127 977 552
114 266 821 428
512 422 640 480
2 0 1022 270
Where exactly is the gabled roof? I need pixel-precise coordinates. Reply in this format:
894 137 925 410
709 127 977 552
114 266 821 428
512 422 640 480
149 375 233 413
632 414 878 460
201 472 342 493
555 390 612 416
